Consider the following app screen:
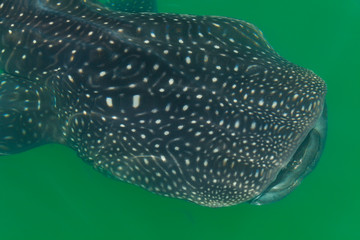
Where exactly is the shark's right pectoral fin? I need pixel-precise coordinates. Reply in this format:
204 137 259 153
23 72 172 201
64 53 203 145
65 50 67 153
0 72 60 155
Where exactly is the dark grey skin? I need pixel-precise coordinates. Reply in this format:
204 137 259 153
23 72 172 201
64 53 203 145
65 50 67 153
0 0 327 207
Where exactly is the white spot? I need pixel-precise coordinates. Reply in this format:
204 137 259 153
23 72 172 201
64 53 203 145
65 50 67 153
258 99 264 106
272 101 278 109
165 103 171 111
212 23 220 28
204 55 209 62
308 103 313 111
67 75 74 83
185 56 191 64
133 95 140 108
106 97 113 107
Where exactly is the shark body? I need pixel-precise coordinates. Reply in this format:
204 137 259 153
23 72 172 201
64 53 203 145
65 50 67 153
0 0 327 207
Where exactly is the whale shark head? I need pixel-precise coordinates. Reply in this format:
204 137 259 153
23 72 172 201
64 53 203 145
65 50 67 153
0 0 327 207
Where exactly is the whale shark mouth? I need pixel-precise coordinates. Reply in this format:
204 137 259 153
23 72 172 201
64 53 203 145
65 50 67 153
250 103 328 205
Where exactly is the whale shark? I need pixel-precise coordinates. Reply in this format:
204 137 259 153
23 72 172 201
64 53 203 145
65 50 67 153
0 0 327 207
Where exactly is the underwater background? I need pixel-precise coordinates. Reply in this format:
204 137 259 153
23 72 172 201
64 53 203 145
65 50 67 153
0 0 359 239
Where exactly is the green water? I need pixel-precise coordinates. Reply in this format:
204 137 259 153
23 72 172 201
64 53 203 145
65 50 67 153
1 0 359 239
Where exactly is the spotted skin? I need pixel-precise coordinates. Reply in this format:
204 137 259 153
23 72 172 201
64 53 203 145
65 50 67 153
0 0 327 207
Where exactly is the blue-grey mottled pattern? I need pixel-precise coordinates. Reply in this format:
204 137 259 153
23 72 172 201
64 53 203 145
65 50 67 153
0 0 327 207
